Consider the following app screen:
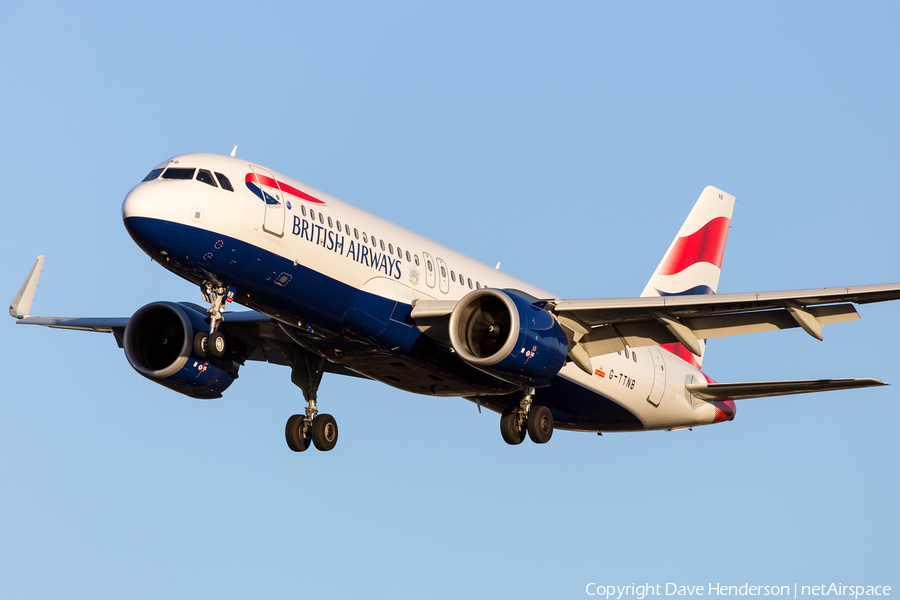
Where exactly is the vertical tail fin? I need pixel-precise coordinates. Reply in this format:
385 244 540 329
641 186 735 298
641 186 735 367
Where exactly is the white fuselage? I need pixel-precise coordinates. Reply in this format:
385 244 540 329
122 152 733 432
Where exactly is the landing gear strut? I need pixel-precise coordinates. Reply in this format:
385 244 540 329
499 388 553 445
285 351 339 452
194 282 230 359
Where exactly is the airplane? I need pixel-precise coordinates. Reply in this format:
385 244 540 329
10 150 900 453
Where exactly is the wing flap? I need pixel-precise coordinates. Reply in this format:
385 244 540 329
686 378 887 400
689 303 859 339
577 304 860 358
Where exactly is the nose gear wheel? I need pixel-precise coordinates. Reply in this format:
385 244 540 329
196 282 231 357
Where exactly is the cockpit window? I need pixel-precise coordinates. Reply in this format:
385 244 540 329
196 169 218 188
162 167 196 180
142 168 164 182
215 172 234 191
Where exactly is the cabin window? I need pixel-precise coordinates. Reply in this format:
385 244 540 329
363 232 368 243
319 213 324 224
467 278 473 289
451 271 456 282
633 352 638 363
414 255 419 266
426 260 433 272
310 209 316 221
162 167 196 180
476 282 481 289
354 228 359 240
345 224 350 236
380 240 385 251
215 172 234 191
440 265 446 277
328 216 333 228
336 220 341 231
142 168 164 182
371 236 377 247
388 243 393 254
302 206 307 217
196 169 218 187
624 348 630 359
405 251 411 262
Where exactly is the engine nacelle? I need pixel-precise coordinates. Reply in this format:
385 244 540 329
123 302 239 399
448 289 568 387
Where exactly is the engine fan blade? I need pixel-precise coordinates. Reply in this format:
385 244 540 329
468 308 508 356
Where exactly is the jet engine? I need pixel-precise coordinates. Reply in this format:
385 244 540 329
448 289 568 387
123 302 239 399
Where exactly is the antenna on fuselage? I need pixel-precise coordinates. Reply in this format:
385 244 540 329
230 145 237 157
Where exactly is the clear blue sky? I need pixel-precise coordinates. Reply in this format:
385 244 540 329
2 2 898 598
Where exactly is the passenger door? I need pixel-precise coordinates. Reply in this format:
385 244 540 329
250 165 285 237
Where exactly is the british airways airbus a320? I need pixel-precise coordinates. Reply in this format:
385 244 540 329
11 150 900 452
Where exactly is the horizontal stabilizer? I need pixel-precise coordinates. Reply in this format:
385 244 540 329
686 378 887 400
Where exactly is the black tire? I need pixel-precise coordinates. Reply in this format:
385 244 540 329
527 405 553 444
311 413 338 451
193 332 208 358
285 414 310 452
500 408 525 445
208 331 227 358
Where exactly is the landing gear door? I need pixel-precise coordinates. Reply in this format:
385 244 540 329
249 165 285 237
646 346 667 407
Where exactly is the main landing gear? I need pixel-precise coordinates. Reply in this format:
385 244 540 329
285 351 339 453
193 283 230 359
500 388 554 445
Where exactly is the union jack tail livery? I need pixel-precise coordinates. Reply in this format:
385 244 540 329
640 186 735 367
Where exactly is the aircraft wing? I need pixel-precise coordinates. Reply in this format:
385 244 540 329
686 378 887 400
550 284 900 323
12 316 130 333
411 283 900 373
10 256 364 378
15 307 365 378
549 283 900 361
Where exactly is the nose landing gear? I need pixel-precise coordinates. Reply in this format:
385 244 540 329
194 283 232 359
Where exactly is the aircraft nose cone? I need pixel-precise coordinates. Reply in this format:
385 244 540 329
122 182 177 255
122 183 154 221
